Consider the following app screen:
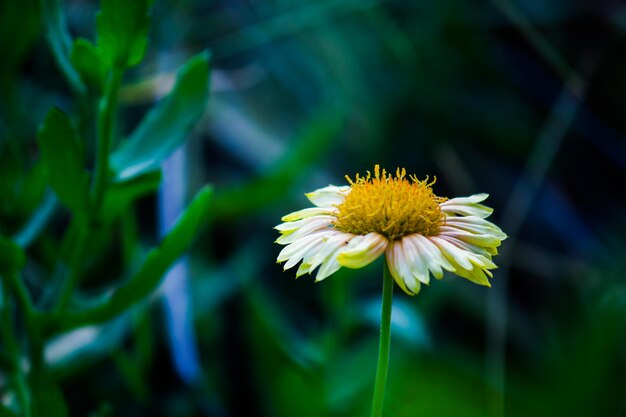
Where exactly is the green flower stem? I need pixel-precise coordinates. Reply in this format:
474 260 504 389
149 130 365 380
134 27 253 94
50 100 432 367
92 67 123 211
371 262 394 417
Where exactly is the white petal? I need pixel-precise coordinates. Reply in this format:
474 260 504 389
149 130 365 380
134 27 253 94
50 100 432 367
429 236 474 270
385 240 420 296
315 257 342 281
305 185 350 208
453 264 492 286
306 230 354 273
275 217 335 245
430 236 496 287
443 193 489 205
438 234 495 259
296 262 312 277
440 193 492 218
444 216 507 239
439 226 505 248
402 236 431 285
441 204 493 219
337 232 387 269
438 236 497 269
277 230 328 265
276 233 323 269
275 215 334 232
315 237 352 282
281 207 334 222
410 234 455 279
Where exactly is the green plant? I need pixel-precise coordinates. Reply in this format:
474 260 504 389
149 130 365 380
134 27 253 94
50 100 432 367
0 1 211 415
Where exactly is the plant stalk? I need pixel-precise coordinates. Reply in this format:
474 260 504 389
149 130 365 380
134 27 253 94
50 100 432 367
370 262 394 417
92 67 123 211
2 276 31 416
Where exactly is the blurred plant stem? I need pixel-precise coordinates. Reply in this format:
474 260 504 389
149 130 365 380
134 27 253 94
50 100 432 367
53 218 88 312
39 0 86 96
371 262 393 417
54 66 124 312
92 68 123 211
27 328 45 417
13 192 57 249
6 272 35 319
3 271 41 417
1 278 30 416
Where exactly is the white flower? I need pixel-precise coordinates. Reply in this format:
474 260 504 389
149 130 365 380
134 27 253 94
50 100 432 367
275 165 507 295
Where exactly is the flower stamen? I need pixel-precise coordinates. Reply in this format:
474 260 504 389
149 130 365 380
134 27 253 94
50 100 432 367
334 164 446 241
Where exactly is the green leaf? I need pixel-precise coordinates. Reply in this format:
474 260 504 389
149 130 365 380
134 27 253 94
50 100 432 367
55 186 212 332
110 52 211 180
40 0 85 94
37 108 89 214
102 170 162 221
46 318 129 376
70 38 106 90
96 0 152 68
0 235 25 273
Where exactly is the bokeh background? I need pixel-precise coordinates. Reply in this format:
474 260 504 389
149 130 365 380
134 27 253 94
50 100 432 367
1 0 625 416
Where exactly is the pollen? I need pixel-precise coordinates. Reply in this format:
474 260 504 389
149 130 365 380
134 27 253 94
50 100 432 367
334 165 446 241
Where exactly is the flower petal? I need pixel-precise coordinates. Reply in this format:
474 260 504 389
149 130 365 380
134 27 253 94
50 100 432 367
305 185 350 208
315 237 353 282
444 216 507 238
337 232 387 269
429 236 474 270
443 193 489 205
453 264 492 286
440 193 493 218
439 226 505 248
296 262 313 277
275 217 335 245
438 235 497 269
306 230 354 274
410 234 455 279
275 215 334 233
385 240 421 296
277 230 328 266
429 236 496 286
439 234 496 259
281 207 334 222
402 236 431 285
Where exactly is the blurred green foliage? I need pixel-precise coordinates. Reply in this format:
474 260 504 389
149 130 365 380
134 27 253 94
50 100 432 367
1 0 212 415
1 0 625 416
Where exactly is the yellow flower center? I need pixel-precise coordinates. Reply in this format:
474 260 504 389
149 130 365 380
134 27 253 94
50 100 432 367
334 165 446 240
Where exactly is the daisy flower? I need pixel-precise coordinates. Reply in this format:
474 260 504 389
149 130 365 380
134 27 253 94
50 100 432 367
276 165 506 295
